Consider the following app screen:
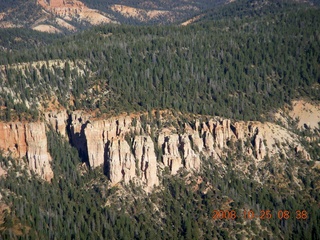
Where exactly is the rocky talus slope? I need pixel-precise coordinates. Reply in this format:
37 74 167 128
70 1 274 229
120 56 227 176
0 110 311 191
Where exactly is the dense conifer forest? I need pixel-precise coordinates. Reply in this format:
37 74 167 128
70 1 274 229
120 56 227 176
0 0 320 239
0 1 319 121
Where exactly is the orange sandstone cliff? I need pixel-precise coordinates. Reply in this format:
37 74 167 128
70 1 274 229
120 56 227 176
0 122 53 181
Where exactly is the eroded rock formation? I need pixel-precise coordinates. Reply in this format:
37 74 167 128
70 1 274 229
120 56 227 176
0 122 53 181
133 136 159 190
107 138 135 184
25 122 53 181
45 110 68 137
0 111 311 189
37 0 115 26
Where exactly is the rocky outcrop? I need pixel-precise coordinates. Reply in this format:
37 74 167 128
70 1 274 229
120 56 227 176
45 110 68 137
25 122 53 181
133 136 159 190
68 114 159 190
160 133 183 174
84 122 105 169
254 131 266 161
71 115 136 168
1 110 311 189
67 113 310 190
213 119 233 149
0 122 53 181
67 111 91 164
106 138 136 184
0 122 27 159
180 134 200 171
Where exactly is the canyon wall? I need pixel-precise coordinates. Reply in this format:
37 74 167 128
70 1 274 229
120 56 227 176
63 112 310 191
0 111 310 189
0 122 53 181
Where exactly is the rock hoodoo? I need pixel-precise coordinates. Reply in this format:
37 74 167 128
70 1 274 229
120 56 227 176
133 136 159 190
0 111 310 189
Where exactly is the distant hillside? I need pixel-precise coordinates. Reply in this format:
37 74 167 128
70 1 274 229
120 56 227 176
0 0 227 34
1 0 319 33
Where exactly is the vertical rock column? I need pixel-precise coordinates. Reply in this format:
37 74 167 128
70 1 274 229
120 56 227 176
106 138 136 184
84 122 105 168
160 134 183 174
180 134 200 171
0 122 53 181
133 136 159 189
26 122 53 181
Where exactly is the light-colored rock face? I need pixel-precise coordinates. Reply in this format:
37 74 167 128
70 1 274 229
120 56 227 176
72 110 311 191
0 122 53 181
25 122 53 181
45 110 68 137
133 136 159 190
213 119 233 149
1 109 311 189
180 134 200 171
67 113 159 190
233 122 246 139
254 132 266 161
106 139 135 184
160 133 183 174
73 115 134 169
84 123 105 169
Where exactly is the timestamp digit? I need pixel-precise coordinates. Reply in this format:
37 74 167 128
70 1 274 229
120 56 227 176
244 210 255 219
278 210 290 220
229 210 237 220
296 210 308 220
260 210 272 219
219 210 225 219
212 210 219 219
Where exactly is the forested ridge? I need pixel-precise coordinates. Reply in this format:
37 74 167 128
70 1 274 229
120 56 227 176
0 1 319 121
0 1 320 239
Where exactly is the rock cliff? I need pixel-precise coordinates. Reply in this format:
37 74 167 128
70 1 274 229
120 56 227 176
106 138 136 185
133 136 159 190
0 111 310 189
45 110 68 137
0 122 53 181
63 112 310 190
